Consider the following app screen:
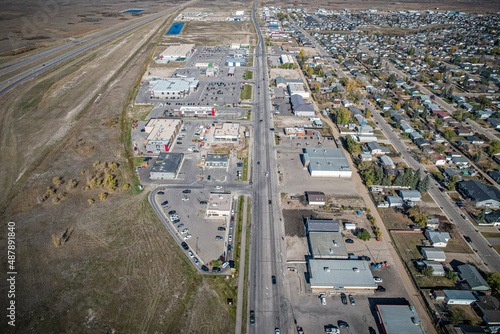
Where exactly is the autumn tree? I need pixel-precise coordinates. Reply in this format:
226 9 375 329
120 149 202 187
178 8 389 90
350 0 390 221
336 108 351 125
407 206 429 226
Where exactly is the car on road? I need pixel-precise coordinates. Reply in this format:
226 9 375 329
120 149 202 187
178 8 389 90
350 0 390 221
177 224 184 229
182 189 191 194
272 275 277 285
184 234 192 240
464 235 472 243
214 185 222 190
345 239 354 244
161 201 168 206
257 161 260 165
181 197 189 201
227 245 231 252
374 277 383 283
341 293 347 305
157 191 165 195
275 328 280 334
461 214 468 220
181 228 188 234
265 171 269 177
320 294 326 305
338 321 349 329
188 251 194 258
376 286 386 292
349 295 355 305
228 234 232 242
249 310 255 325
193 257 199 265
269 200 272 204
215 236 223 241
200 201 208 205
181 242 189 250
168 210 176 215
230 223 233 229
217 227 226 231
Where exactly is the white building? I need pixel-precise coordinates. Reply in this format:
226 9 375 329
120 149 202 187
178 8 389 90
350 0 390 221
145 118 182 153
159 44 195 61
214 123 240 142
302 148 352 177
149 77 199 99
206 192 232 218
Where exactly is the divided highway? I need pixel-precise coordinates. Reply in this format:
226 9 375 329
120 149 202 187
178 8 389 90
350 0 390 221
248 0 289 333
0 0 197 97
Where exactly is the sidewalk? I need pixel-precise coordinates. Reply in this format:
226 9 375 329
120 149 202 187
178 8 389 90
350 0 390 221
235 196 249 334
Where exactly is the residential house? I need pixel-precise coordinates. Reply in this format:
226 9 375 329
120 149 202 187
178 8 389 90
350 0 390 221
458 264 491 291
386 196 403 207
367 142 389 155
421 247 446 261
474 295 500 325
425 229 450 247
380 155 396 169
458 180 500 208
443 290 476 305
423 260 445 276
399 190 422 202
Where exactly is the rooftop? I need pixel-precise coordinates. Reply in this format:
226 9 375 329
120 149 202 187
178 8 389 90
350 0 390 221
306 218 340 233
160 44 195 58
309 231 348 259
303 148 351 174
150 153 184 174
150 77 199 93
308 259 377 289
458 264 491 291
207 192 232 212
214 123 240 138
145 118 181 143
376 305 426 334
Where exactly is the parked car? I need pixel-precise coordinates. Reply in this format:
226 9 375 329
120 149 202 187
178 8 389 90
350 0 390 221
215 236 223 241
200 201 208 205
338 321 349 329
227 245 231 252
193 257 199 265
161 201 169 206
188 251 194 258
217 227 226 231
181 197 189 201
249 310 255 325
182 189 191 194
320 294 326 305
376 286 386 292
181 228 188 234
221 261 229 269
341 293 347 305
184 234 192 240
181 242 189 250
157 191 165 195
374 277 383 283
228 234 232 242
349 295 355 305
345 239 354 244
201 265 209 272
168 210 176 215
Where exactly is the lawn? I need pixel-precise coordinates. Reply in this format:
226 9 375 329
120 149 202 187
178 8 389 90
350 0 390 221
448 192 462 202
240 84 252 100
378 208 414 230
444 237 474 254
242 157 249 181
244 70 253 80
494 245 500 254
482 232 500 238
421 192 434 202
391 232 426 260
233 195 244 270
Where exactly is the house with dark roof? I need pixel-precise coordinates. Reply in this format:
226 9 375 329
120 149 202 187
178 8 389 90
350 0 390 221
458 264 491 291
458 180 500 208
488 170 500 184
474 295 500 325
290 94 315 117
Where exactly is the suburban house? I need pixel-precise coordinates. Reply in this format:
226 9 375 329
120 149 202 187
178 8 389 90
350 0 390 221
421 247 446 261
458 180 500 208
367 142 389 155
474 295 500 325
443 290 476 305
425 229 450 247
458 264 491 291
399 190 422 202
386 196 403 207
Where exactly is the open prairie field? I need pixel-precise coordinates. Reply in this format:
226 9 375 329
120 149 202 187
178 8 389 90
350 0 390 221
0 2 236 332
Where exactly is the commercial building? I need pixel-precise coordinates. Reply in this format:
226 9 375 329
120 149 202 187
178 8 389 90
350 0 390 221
306 191 326 205
204 154 229 169
214 123 240 142
309 231 348 259
280 54 294 64
149 77 199 99
307 259 377 292
149 153 184 179
206 192 232 218
302 148 352 177
145 118 182 153
290 94 315 117
306 219 341 233
225 58 246 66
284 127 306 137
289 84 310 99
179 106 216 117
458 264 491 291
159 44 195 61
375 304 426 334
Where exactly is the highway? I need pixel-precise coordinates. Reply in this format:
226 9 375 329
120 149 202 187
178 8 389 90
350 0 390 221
0 0 197 97
248 1 289 333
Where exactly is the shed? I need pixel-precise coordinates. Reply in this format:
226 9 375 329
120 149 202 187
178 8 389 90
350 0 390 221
387 196 403 207
423 261 445 276
421 247 446 262
306 191 326 205
343 223 356 230
399 190 422 202
444 290 476 305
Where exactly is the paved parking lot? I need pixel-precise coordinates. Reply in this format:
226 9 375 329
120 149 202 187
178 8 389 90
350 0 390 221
276 137 357 196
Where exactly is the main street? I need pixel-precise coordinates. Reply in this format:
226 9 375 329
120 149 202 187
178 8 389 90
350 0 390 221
247 1 289 333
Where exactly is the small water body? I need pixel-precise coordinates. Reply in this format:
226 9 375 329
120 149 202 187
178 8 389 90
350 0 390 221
123 9 145 13
167 23 184 35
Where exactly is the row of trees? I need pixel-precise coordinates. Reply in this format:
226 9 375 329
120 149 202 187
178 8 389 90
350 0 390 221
360 166 430 192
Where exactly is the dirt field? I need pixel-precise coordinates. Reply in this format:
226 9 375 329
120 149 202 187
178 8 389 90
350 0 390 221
269 68 302 80
0 5 235 333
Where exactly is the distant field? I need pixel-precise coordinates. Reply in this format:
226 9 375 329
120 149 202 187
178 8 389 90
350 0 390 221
482 232 500 238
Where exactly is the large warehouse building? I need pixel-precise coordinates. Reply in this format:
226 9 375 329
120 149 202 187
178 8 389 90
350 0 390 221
145 118 182 153
308 259 377 292
159 44 195 61
302 148 352 177
149 153 184 179
149 77 199 99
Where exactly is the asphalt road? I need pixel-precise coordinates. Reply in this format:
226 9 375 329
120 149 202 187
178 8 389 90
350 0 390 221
0 0 197 97
369 103 500 272
247 1 289 333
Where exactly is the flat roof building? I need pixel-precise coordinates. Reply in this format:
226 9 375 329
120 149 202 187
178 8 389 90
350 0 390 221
205 154 229 169
302 148 352 178
214 123 240 142
145 118 182 153
149 77 199 99
206 192 232 218
149 153 184 179
375 304 426 334
159 44 195 60
308 259 377 292
309 231 348 259
306 218 340 233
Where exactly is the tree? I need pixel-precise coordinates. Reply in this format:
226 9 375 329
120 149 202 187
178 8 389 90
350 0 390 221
99 192 108 201
361 168 376 186
445 270 458 283
357 230 371 241
411 168 421 189
314 82 320 93
435 118 444 127
421 266 434 277
486 272 500 291
52 177 63 186
417 175 430 192
382 175 392 186
393 173 404 186
306 67 314 77
448 174 459 191
375 167 384 185
487 141 500 155
365 108 371 118
345 135 359 154
402 168 414 187
123 184 130 190
462 74 470 89
435 145 445 154
443 128 456 140
477 95 490 110
299 49 305 60
336 108 351 125
477 210 486 222
408 206 429 226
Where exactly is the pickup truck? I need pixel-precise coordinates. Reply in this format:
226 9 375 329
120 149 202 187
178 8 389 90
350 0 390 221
250 310 255 325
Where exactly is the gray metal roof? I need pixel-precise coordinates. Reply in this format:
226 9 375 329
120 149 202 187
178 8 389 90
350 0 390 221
458 264 491 291
151 153 184 173
308 259 377 289
376 305 426 334
399 190 422 199
306 219 340 233
303 148 351 173
421 247 446 260
459 180 500 203
443 290 476 302
206 154 229 163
